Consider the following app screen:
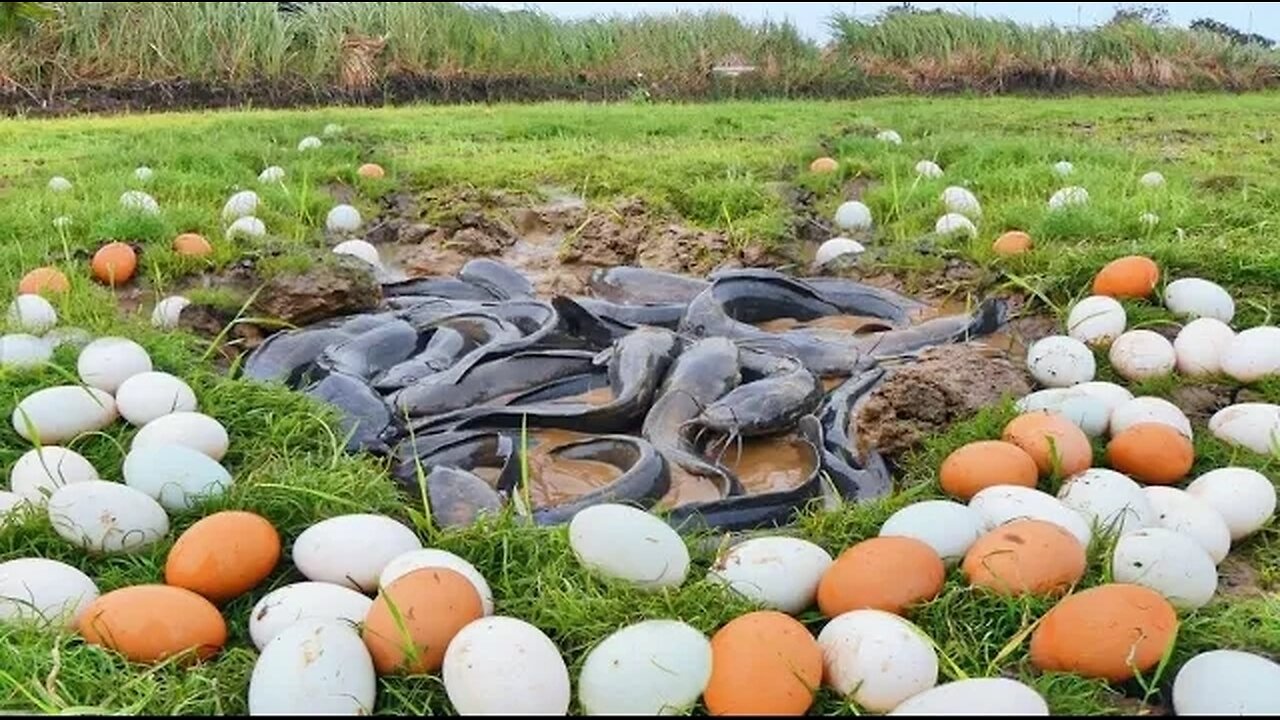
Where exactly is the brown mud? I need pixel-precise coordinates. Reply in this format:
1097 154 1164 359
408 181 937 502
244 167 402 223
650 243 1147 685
516 429 622 510
721 435 815 495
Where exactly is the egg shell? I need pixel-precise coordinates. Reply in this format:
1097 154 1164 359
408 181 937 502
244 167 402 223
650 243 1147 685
122 445 232 512
1221 326 1280 383
44 326 91 351
257 166 286 183
578 620 712 715
0 558 99 628
963 520 1085 596
119 190 159 215
1048 186 1089 210
1186 467 1277 541
362 567 483 675
332 240 381 267
1052 160 1074 177
834 201 873 231
1092 256 1160 299
165 511 280 604
1016 389 1110 437
18 267 70 296
1002 412 1093 478
1030 584 1177 681
888 678 1049 716
1174 318 1235 376
77 336 153 393
1111 396 1192 439
173 233 213 257
1208 403 1280 455
297 136 322 151
1173 650 1280 716
151 296 191 330
1026 336 1096 388
115 371 198 427
79 585 225 664
939 441 1038 500
379 548 493 616
968 485 1093 548
809 157 838 174
9 446 99 504
992 230 1031 256
1057 468 1156 536
8 294 57 333
934 213 977 238
226 215 267 240
1109 330 1176 381
248 619 376 715
133 166 154 182
1165 278 1234 322
221 190 260 222
292 514 423 592
817 537 944 617
13 385 118 444
703 611 821 716
357 163 385 179
569 504 689 590
816 610 938 712
1106 423 1194 485
879 500 983 566
248 582 373 651
131 411 229 461
325 204 362 233
941 186 981 218
0 333 52 370
48 176 72 192
443 616 571 716
707 536 833 614
1112 528 1217 610
1140 171 1166 188
1143 487 1231 564
1067 296 1126 347
47 480 168 554
815 237 866 267
877 129 903 144
914 160 943 179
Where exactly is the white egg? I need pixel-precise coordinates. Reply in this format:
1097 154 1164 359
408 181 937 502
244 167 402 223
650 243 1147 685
133 166 154 183
569 504 689 590
1109 330 1176 381
1140 171 1166 188
131 411 229 461
297 136 323 151
941 186 981 218
914 160 943 179
1026 335 1096 388
322 123 344 137
380 548 494 615
12 385 118 444
1186 467 1277 541
325 204 362 233
1048 186 1089 210
969 486 1092 548
1208 403 1280 455
9 446 99 505
1052 161 1074 177
888 678 1049 716
1143 487 1231 565
48 176 72 192
119 190 159 215
332 240 381 267
0 491 21 522
248 582 373 650
114 371 198 426
1173 650 1280 715
1016 389 1110 437
46 480 168 554
258 166 286 184
706 536 833 614
877 129 903 145
0 334 52 370
935 213 977 239
1174 318 1235 377
52 215 73 230
1112 527 1217 610
1139 212 1160 228
122 444 231 512
578 620 711 715
879 501 982 565
1072 381 1134 415
833 201 873 232
221 190 260 222
1221 326 1280 383
444 616 571 715
1066 296 1126 346
151 296 191 330
8 295 57 334
44 326 92 351
293 514 423 592
0 558 99 628
1057 469 1156 538
77 336 152 393
1111 396 1192 439
248 619 376 715
815 237 866 267
1165 278 1234 323
817 610 938 712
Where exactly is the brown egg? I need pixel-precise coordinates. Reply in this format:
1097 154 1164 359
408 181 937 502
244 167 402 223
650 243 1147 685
962 519 1085 596
817 537 944 617
362 567 483 675
809 157 838 174
1002 412 1093 478
18 267 70 295
704 611 822 716
164 511 281 604
992 231 1032 257
91 242 137 286
173 233 213 258
1092 256 1160 299
357 163 385 179
78 585 226 664
940 441 1039 500
1106 423 1194 485
1030 584 1177 682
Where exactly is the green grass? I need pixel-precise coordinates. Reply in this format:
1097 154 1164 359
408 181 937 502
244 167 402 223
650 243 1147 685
2 93 1280 714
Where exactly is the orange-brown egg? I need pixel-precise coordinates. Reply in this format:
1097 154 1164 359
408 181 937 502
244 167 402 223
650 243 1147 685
1030 584 1177 682
809 157 838 174
992 231 1032 257
704 611 822 716
1002 412 1093 478
357 163 385 179
817 537 944 617
362 567 483 675
78 585 226 664
91 242 137 286
173 233 213 258
940 441 1039 500
18 267 70 296
164 511 280 604
1106 423 1194 485
962 519 1085 596
1092 256 1160 299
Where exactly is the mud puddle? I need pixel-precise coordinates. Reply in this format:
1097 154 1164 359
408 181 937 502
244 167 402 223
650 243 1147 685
517 428 622 510
721 435 815 494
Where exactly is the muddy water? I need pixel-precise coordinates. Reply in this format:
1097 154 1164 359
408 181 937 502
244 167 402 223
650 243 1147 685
755 315 895 334
660 467 725 508
520 429 622 509
822 376 849 392
722 435 815 494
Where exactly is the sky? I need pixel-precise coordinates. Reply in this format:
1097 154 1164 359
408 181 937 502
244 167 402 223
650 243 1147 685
481 2 1280 42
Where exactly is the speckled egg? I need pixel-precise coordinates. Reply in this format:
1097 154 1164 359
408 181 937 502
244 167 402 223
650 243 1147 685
578 620 712 715
79 585 226 663
817 610 938 712
1173 650 1280 716
1107 423 1195 485
444 616 571 715
703 611 822 716
47 480 168 554
1109 330 1176 381
1143 486 1231 564
115 371 198 426
888 678 1049 716
817 537 944 617
1186 467 1276 541
1111 396 1192 439
1057 468 1156 536
1165 278 1234 322
12 385 117 444
165 511 280 604
363 567 483 675
1112 528 1217 610
122 444 231 512
968 486 1093 548
569 504 689 591
1093 256 1160 300
77 337 152 393
0 558 99 628
1221 327 1280 383
131 411 229 461
248 582 373 651
879 500 983 566
962 519 1085 596
9 446 99 504
1002 412 1093 478
1174 318 1235 377
0 333 52 370
1030 584 1177 681
1026 336 1096 388
8 294 57 333
292 514 423 592
1066 296 1126 346
249 619 376 715
939 441 1039 500
707 536 833 614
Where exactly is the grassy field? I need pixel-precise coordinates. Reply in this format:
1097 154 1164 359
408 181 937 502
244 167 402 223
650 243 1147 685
1 93 1279 714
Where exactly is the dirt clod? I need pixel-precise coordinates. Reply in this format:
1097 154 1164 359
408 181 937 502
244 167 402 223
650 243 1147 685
254 259 381 326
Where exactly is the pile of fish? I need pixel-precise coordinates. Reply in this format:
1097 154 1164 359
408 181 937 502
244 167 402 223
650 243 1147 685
243 260 1007 531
